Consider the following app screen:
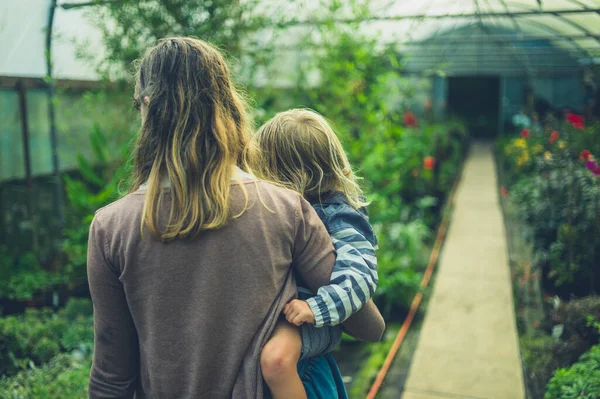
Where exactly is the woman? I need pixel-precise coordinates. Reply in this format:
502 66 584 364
87 37 384 399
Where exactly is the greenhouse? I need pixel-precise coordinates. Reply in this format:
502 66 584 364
1 0 600 398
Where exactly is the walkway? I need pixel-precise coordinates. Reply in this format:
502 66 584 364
401 143 525 399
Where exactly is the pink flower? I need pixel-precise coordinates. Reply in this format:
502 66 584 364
586 160 598 171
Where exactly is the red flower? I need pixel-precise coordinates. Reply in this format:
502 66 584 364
549 131 559 144
580 150 591 160
404 111 418 127
521 128 530 139
566 113 584 130
500 186 508 198
423 156 435 170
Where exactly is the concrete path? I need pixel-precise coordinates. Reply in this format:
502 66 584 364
401 143 525 399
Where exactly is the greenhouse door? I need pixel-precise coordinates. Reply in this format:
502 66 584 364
447 76 500 139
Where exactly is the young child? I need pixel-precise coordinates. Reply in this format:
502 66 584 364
252 109 379 399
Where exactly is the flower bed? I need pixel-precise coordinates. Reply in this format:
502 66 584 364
496 115 600 398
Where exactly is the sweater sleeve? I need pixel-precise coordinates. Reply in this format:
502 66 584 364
87 215 139 399
304 214 378 327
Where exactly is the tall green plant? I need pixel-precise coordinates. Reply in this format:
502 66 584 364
88 0 276 79
61 124 132 288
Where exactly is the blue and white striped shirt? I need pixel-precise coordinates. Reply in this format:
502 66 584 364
299 192 378 328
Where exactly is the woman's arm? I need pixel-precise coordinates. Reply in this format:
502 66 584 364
291 197 385 343
341 300 385 342
87 216 139 399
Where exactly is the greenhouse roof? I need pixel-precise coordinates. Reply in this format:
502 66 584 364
1 0 600 81
0 1 104 81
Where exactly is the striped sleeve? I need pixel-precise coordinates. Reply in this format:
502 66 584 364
305 226 378 327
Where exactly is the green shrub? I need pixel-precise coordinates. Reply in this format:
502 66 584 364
545 344 600 399
0 299 93 377
61 125 132 289
0 248 63 301
374 220 429 317
0 353 90 399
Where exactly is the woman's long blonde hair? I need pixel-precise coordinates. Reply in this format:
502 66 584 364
130 37 252 240
252 109 366 209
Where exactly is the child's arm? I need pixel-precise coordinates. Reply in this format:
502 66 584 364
299 209 378 328
290 197 384 343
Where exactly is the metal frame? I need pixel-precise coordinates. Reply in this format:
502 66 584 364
46 0 64 231
405 34 600 43
285 7 600 25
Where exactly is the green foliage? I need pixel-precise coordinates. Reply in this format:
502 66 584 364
0 299 93 377
588 315 600 335
521 334 590 399
0 353 90 399
374 221 428 316
545 344 600 399
61 125 132 288
89 0 274 79
0 247 62 301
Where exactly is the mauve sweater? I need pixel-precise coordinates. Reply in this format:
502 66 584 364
87 179 385 399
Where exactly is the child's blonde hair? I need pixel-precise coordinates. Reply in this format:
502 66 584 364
252 108 367 209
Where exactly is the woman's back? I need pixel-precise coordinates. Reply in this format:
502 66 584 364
87 180 336 398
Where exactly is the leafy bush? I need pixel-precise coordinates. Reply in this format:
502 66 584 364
545 344 600 399
0 353 90 399
0 299 93 376
0 247 62 301
374 220 429 318
61 125 132 289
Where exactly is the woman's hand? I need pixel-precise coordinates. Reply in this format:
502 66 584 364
283 299 316 326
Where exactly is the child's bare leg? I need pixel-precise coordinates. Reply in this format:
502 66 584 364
260 319 306 399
